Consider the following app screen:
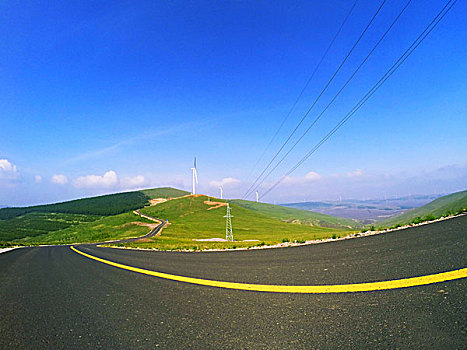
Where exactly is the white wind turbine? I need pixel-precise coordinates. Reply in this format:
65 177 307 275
219 185 223 199
191 157 198 195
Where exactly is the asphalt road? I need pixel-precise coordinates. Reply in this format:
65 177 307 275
1 215 466 349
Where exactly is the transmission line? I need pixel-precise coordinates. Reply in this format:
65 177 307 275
260 0 458 200
244 0 359 184
244 0 413 198
243 0 387 199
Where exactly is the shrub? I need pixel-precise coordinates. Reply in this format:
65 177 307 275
282 238 289 243
423 214 436 221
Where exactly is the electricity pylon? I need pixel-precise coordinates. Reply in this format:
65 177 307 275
224 203 233 242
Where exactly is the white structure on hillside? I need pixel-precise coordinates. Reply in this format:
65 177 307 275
219 186 223 199
224 203 233 242
191 157 198 195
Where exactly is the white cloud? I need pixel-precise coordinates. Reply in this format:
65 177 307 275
305 171 322 180
34 175 42 183
346 169 364 178
0 159 20 187
0 159 19 179
120 175 147 189
51 174 68 185
73 170 118 188
282 171 322 184
209 177 241 187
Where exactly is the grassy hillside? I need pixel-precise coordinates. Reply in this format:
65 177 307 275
230 199 361 229
0 187 188 245
16 212 156 245
0 191 150 220
116 195 355 250
140 187 190 198
0 212 100 241
0 187 188 220
379 190 467 227
1 188 358 249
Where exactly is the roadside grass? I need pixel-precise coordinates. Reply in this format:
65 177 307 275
113 195 355 250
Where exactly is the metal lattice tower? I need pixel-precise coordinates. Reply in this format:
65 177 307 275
224 203 234 242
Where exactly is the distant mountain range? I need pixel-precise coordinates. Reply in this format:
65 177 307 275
281 194 443 224
378 190 467 227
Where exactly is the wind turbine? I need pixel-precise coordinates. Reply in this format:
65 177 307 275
255 191 259 203
219 185 223 199
191 157 198 195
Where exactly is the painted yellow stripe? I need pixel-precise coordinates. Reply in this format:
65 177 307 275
70 246 467 294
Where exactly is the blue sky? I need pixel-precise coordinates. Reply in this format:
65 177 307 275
1 0 466 206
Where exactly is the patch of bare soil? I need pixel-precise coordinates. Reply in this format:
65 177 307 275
149 198 169 206
119 221 157 230
204 200 228 210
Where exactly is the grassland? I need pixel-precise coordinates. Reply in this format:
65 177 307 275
378 189 467 227
140 187 189 198
0 187 190 221
1 187 359 250
0 212 100 241
0 187 188 246
10 212 156 245
114 195 355 251
230 199 361 229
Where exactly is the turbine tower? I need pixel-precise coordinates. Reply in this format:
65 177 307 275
255 191 259 203
224 203 234 242
219 186 223 200
191 157 198 195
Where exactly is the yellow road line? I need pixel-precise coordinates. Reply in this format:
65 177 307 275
70 246 467 294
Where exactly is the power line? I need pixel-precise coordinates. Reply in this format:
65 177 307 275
243 0 387 199
245 0 413 198
260 0 458 200
244 0 359 184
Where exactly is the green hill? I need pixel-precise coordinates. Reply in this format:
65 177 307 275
0 187 188 244
118 195 355 250
1 188 358 249
140 187 190 199
379 190 467 227
0 187 189 220
230 199 361 229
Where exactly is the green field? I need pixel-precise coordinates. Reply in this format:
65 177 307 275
0 187 188 246
1 187 358 250
378 189 467 227
0 187 190 220
0 212 100 241
114 195 355 250
6 212 155 246
230 199 362 229
140 187 190 198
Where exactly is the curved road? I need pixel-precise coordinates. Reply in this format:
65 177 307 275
1 215 466 349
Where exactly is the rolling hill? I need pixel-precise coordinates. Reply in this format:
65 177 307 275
0 187 189 244
378 189 467 227
230 199 361 229
120 195 353 250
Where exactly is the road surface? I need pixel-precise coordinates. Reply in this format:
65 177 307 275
1 215 466 349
